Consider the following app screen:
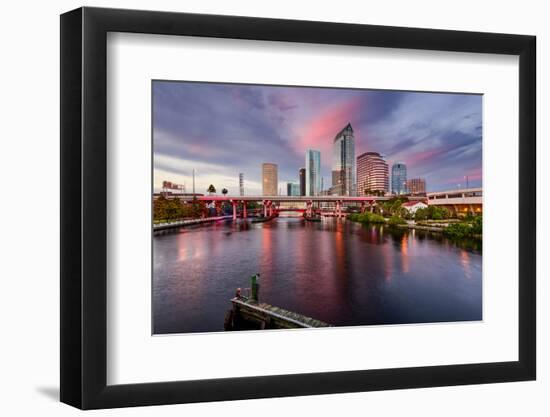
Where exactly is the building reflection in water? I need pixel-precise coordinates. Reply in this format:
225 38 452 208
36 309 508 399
401 233 409 274
460 249 472 280
153 217 483 334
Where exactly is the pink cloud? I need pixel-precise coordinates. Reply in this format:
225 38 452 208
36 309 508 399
405 149 444 167
183 140 219 158
293 97 363 166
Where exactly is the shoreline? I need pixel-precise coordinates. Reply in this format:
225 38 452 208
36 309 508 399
153 215 233 231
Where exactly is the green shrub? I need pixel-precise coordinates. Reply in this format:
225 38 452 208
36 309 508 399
153 195 207 222
414 208 428 221
471 215 482 235
443 223 473 239
414 205 450 221
388 216 406 226
348 211 385 224
430 206 450 220
361 212 385 223
442 215 482 239
348 213 360 222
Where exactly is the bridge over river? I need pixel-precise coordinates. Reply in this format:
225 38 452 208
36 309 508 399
159 194 427 219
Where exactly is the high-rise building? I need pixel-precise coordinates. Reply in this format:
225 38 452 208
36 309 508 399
406 178 426 195
239 173 244 196
391 162 407 195
299 168 306 196
305 149 321 196
262 163 278 196
331 123 356 196
357 152 389 195
287 182 300 196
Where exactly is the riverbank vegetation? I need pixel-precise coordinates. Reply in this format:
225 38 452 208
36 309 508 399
348 212 385 224
347 197 482 239
153 196 208 222
388 215 407 226
154 196 263 223
443 216 482 239
379 197 406 216
414 205 451 221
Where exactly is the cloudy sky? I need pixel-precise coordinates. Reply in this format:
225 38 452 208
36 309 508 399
153 80 482 195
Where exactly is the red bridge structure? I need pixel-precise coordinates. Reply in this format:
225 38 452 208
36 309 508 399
155 195 426 220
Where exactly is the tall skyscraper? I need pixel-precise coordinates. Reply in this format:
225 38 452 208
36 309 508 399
239 173 244 196
305 149 321 196
299 168 306 196
391 162 407 195
262 163 278 196
331 123 356 196
406 178 426 195
357 152 389 195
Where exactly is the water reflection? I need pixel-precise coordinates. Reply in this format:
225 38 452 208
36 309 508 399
153 218 482 334
461 250 472 280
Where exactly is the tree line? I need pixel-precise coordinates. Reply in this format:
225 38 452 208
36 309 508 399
153 196 208 222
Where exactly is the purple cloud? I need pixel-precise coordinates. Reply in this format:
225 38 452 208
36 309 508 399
153 81 482 194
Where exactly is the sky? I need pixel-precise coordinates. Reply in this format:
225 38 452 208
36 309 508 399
153 81 482 195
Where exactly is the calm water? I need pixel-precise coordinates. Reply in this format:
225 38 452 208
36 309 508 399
153 217 482 334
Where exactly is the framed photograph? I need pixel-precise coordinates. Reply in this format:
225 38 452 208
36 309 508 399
60 7 536 409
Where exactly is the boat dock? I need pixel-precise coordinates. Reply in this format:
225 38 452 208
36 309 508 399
227 297 331 330
224 274 331 330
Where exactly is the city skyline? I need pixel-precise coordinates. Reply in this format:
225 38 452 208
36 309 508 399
153 81 482 195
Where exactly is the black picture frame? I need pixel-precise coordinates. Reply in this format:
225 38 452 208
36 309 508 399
60 6 536 410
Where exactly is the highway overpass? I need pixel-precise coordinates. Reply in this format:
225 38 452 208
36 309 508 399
427 187 482 216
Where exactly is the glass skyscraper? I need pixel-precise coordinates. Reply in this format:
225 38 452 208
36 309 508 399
287 182 300 196
391 162 407 195
305 149 321 196
331 123 356 196
299 168 306 196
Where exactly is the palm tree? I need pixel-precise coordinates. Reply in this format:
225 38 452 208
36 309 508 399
207 184 216 195
221 188 228 196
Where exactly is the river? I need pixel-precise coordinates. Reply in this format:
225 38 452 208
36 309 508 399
153 217 482 334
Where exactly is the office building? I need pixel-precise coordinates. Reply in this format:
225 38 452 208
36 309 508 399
287 182 300 196
331 123 356 196
406 178 426 195
356 152 389 195
305 149 321 196
299 168 306 196
239 173 244 196
262 163 278 196
391 162 407 195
